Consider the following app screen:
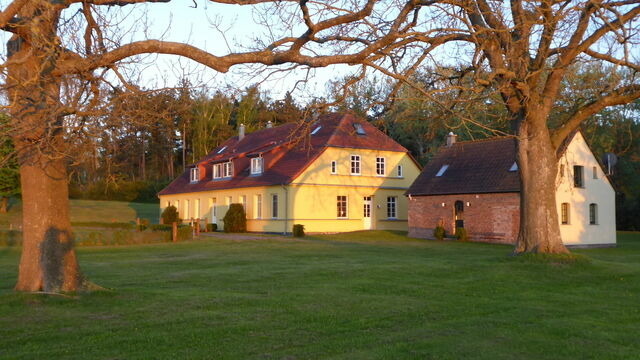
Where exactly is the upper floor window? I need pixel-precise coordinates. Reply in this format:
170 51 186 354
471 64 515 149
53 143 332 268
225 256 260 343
350 155 361 175
397 165 403 177
387 196 397 219
573 165 584 188
331 160 337 174
376 157 385 176
337 196 348 218
561 203 570 225
589 203 598 225
212 163 223 179
436 164 449 177
190 167 199 182
223 161 234 178
251 157 263 175
592 166 598 179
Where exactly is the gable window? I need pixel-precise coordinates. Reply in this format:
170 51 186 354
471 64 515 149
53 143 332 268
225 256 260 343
593 166 598 179
397 165 403 177
573 165 584 188
311 126 322 135
387 196 397 219
561 203 570 225
337 196 348 218
271 194 279 218
436 164 449 177
589 203 598 225
212 163 223 179
223 161 234 178
350 155 361 175
190 167 200 182
251 157 263 175
376 157 386 176
509 162 518 172
330 161 337 174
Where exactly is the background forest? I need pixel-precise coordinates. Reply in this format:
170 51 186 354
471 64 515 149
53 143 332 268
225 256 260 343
1 67 638 230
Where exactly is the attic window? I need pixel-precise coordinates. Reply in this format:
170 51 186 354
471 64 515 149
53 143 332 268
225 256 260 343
311 126 322 135
509 162 518 172
353 123 366 135
217 146 227 154
435 165 449 177
190 167 199 183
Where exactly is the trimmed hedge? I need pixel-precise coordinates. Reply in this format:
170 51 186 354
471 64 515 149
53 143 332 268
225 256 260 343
223 204 246 233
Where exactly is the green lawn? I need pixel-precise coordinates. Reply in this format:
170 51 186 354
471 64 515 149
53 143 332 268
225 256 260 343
0 199 159 227
1 231 639 359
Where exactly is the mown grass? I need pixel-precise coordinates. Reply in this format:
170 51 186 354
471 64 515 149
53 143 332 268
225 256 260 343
0 231 639 359
0 199 159 227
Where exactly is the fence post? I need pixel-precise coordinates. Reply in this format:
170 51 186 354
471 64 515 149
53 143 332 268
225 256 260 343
172 222 178 243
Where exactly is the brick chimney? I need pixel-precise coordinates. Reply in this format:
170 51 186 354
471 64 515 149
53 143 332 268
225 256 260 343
239 124 245 140
446 132 457 147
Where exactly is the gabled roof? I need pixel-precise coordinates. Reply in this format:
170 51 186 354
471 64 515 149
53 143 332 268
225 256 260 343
159 113 409 196
406 137 521 196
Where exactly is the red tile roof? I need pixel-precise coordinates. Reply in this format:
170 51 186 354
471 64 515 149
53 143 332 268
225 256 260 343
406 137 521 196
159 113 410 196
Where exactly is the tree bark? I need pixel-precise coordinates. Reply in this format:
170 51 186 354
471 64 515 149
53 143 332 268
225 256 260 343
514 116 569 254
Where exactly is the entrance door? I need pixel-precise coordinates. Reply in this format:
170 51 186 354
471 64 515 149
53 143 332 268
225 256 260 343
363 196 372 230
210 198 217 225
454 200 464 230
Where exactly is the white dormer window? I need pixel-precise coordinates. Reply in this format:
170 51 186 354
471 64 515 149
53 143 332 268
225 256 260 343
509 162 518 172
212 163 223 179
217 146 227 154
223 161 234 178
190 167 199 183
251 157 263 175
436 164 449 177
311 126 322 135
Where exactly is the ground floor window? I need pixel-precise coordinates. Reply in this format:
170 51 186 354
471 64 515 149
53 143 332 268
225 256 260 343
561 203 570 224
255 194 262 219
387 196 397 219
337 196 348 218
272 194 278 218
589 203 598 225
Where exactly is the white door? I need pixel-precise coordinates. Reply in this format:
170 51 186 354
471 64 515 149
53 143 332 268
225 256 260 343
210 198 217 224
363 196 372 230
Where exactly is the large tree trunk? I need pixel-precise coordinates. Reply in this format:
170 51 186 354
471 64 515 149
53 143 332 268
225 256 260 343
8 1 84 292
514 117 569 254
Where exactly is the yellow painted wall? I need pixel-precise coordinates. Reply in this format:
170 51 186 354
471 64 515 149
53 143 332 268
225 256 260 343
159 146 421 233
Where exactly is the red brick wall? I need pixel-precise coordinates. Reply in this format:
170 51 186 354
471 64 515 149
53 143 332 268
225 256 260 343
408 193 520 244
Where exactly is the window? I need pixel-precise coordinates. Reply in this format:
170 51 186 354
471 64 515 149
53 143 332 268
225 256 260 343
223 161 234 178
509 162 518 172
593 166 598 179
255 194 262 219
589 203 598 225
240 195 247 210
190 167 199 182
337 196 348 218
212 163 223 179
271 194 278 218
376 157 385 176
216 146 227 154
226 196 232 206
184 199 190 220
397 165 403 177
353 123 366 135
573 165 584 188
194 199 200 219
387 196 397 219
251 157 263 175
331 161 337 174
436 164 449 177
561 203 570 225
311 126 322 135
350 155 361 175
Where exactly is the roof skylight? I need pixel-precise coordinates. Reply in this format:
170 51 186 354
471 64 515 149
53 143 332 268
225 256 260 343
509 162 518 172
436 164 449 177
311 126 322 135
353 123 366 135
216 146 227 154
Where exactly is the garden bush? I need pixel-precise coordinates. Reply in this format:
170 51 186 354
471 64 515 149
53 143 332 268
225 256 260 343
292 224 305 237
434 225 446 240
223 204 247 233
161 205 180 225
137 218 150 231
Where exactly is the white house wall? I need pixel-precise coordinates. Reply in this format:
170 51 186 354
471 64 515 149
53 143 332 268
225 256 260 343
555 132 616 246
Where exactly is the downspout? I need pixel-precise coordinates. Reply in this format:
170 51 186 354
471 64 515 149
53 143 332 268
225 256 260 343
282 184 288 235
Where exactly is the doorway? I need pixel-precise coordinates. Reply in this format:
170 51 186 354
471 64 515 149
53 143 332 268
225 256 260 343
454 200 464 230
363 196 373 230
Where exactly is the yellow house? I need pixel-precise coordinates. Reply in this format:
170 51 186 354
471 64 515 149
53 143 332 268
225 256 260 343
158 113 421 233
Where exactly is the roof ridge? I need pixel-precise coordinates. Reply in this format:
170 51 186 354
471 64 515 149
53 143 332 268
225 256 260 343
452 135 515 145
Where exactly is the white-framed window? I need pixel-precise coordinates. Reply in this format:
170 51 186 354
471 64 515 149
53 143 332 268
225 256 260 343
251 157 263 175
573 165 584 188
212 163 223 179
255 194 262 219
337 196 348 218
271 194 279 218
331 160 337 174
194 199 200 219
350 155 361 175
223 161 234 178
436 164 449 177
376 157 385 176
190 167 200 182
387 196 397 219
589 203 598 225
397 165 403 177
